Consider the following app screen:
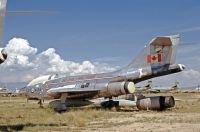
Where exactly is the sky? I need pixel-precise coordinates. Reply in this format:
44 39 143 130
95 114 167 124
0 0 200 87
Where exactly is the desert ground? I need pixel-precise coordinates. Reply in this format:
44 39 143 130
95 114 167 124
0 92 199 132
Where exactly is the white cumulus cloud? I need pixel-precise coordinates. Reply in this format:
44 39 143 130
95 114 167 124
5 38 37 55
1 37 199 87
0 38 117 83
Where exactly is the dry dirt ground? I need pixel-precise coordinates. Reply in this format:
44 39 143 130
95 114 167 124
0 92 199 132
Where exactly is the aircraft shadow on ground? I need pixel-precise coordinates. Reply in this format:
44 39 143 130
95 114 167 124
0 123 68 131
72 106 139 112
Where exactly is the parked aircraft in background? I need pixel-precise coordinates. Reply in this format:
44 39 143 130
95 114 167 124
148 81 179 93
22 34 185 112
195 85 200 91
136 81 179 93
0 87 17 97
0 87 11 96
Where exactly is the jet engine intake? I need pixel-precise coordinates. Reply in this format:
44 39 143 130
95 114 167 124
0 48 7 64
136 96 175 110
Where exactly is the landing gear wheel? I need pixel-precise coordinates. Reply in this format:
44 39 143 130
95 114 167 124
101 100 120 111
49 100 67 113
38 99 43 108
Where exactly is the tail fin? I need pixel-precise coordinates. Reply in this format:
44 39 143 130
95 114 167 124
122 34 180 74
0 0 7 45
172 81 179 90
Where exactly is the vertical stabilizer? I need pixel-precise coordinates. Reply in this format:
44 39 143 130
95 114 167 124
121 34 180 74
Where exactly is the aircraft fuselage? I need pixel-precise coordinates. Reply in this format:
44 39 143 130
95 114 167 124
24 63 184 100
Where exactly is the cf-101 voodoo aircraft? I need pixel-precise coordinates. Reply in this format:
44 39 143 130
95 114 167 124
22 34 185 112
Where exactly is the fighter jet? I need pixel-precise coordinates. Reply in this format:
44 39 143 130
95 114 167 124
0 87 11 96
148 81 179 93
23 34 185 112
0 86 17 97
136 81 179 93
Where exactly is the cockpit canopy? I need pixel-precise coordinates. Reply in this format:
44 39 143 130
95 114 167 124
27 74 58 87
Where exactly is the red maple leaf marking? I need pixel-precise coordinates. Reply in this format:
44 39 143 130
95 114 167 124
147 54 162 63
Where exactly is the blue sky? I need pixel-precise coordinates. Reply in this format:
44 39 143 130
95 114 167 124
1 0 200 85
4 0 200 64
